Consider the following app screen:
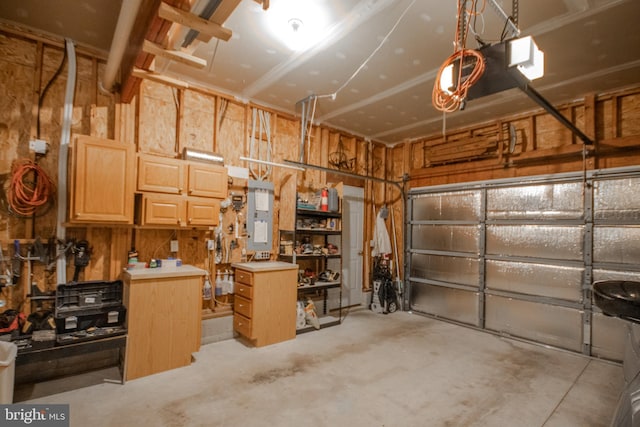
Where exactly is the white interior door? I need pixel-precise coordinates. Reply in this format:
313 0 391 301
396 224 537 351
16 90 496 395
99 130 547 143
340 185 364 307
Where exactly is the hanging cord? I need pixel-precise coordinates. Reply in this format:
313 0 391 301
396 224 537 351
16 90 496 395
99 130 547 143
313 0 416 102
7 159 55 217
37 47 67 139
432 0 487 113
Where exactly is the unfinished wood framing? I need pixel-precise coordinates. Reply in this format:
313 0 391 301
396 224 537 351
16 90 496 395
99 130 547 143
2 27 640 315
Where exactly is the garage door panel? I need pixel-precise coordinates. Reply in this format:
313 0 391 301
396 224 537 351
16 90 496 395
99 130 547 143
485 295 583 352
410 283 479 326
412 191 482 221
412 224 480 253
486 225 584 261
487 182 583 220
411 253 480 288
486 260 583 301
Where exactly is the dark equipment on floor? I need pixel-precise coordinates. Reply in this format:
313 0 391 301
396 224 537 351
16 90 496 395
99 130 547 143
370 257 398 314
593 280 640 427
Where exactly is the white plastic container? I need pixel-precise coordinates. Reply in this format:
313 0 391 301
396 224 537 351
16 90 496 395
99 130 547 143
0 341 17 404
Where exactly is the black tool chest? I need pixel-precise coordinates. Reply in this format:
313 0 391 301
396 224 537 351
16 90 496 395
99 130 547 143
54 280 127 345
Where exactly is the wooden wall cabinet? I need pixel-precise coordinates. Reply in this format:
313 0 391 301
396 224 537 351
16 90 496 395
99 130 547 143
138 194 220 227
232 262 298 347
135 153 227 228
123 266 205 381
69 135 135 224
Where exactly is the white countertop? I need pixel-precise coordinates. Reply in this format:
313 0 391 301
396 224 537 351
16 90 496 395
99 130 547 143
231 261 298 272
123 265 207 280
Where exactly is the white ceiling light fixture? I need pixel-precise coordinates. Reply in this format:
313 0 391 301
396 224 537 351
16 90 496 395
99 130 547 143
508 35 545 81
264 0 330 52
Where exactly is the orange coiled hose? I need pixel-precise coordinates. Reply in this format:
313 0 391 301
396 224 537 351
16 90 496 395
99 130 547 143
432 0 487 112
7 159 54 217
432 48 486 113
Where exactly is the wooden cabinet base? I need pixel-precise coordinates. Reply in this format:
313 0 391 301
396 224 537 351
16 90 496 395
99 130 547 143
232 262 298 347
123 266 205 380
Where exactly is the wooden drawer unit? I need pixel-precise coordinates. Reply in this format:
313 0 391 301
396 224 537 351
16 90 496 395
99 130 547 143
232 263 297 347
234 295 252 318
235 270 254 285
235 282 253 299
233 314 252 338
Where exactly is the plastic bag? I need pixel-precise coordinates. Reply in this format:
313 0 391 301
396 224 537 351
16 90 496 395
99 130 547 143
304 298 320 330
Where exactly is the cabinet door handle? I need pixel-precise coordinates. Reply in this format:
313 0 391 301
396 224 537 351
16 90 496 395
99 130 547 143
188 218 192 223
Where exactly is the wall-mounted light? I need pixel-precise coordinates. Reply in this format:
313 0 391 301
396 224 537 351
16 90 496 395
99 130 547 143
508 36 544 81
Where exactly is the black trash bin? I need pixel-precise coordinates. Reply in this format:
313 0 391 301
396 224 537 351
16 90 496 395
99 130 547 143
593 280 640 322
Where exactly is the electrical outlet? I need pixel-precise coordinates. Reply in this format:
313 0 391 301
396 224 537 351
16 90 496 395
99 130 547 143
29 139 48 154
170 240 179 252
206 239 214 250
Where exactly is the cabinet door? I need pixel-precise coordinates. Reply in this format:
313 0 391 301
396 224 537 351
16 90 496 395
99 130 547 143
70 135 134 223
186 198 219 226
142 194 186 226
137 154 184 194
187 163 227 198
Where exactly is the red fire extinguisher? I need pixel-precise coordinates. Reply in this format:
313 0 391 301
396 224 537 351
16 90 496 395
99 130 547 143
320 188 329 211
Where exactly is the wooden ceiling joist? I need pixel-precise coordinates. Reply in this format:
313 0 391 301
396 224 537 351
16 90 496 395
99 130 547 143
158 1 232 42
142 39 206 68
120 0 244 103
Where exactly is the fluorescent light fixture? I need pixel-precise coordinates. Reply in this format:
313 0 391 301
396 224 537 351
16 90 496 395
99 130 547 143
508 36 545 81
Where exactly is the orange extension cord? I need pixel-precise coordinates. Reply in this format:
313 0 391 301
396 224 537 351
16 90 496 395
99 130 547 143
432 0 487 113
7 159 54 217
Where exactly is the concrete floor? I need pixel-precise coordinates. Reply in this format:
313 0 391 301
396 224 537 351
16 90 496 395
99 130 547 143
22 309 622 427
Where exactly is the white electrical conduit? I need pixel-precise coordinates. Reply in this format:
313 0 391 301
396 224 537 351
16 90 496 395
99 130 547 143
101 0 143 93
248 108 272 181
56 38 77 285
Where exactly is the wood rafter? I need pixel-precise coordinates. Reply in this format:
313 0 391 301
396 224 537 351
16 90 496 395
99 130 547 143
120 0 244 103
158 2 232 42
142 39 206 69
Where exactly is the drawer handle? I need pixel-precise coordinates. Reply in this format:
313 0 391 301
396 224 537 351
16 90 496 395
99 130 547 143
239 287 244 292
238 304 244 308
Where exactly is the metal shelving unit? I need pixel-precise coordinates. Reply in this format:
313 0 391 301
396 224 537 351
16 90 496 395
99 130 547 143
279 207 343 333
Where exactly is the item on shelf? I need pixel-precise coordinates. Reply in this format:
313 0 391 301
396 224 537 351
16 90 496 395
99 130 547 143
296 301 306 329
304 298 320 329
280 241 293 256
318 270 340 282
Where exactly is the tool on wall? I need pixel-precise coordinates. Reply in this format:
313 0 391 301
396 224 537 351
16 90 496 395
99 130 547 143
71 239 91 282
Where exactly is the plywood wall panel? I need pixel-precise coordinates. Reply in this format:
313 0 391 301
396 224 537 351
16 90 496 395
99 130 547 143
620 94 640 137
180 89 215 153
138 80 177 156
0 34 37 67
596 98 613 141
218 100 245 165
535 110 573 148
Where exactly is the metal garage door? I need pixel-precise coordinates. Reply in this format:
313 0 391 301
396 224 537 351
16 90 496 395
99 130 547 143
407 167 640 361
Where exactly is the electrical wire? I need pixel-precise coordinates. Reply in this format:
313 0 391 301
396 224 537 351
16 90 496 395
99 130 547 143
37 47 67 138
7 159 54 217
314 0 416 101
432 0 487 113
